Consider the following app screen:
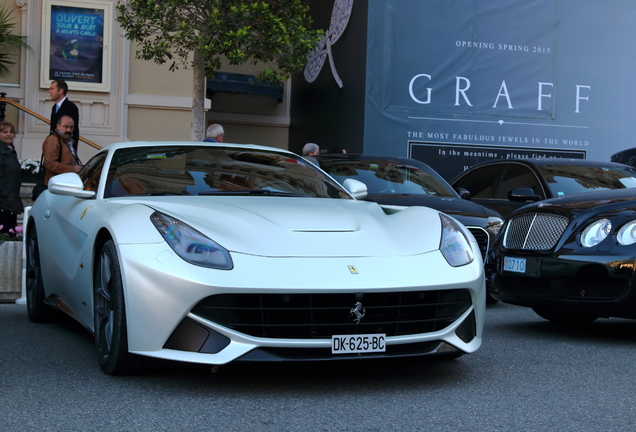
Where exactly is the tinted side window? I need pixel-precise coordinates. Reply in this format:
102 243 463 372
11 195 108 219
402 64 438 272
497 164 542 199
79 152 107 192
455 165 505 198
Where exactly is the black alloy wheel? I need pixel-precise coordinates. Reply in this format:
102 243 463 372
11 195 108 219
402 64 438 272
94 240 138 375
26 225 54 322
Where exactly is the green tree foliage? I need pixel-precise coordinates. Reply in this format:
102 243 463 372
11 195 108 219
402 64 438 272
0 5 32 77
116 0 321 141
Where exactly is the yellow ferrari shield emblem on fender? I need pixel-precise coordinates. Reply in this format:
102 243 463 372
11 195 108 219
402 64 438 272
80 206 93 220
348 265 359 274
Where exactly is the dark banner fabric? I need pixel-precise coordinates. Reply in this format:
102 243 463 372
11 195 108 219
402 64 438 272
49 5 105 83
290 0 369 156
365 0 636 179
410 143 585 181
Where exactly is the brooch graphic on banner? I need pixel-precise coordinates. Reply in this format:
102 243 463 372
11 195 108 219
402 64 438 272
304 0 354 88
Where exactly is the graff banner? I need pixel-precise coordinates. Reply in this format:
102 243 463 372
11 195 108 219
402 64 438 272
41 0 112 92
409 142 585 181
364 0 636 179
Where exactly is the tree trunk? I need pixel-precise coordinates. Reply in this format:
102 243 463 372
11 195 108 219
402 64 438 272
191 47 206 142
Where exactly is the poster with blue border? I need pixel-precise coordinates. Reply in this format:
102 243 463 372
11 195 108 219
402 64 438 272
48 5 104 84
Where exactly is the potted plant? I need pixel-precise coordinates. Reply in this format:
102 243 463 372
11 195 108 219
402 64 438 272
0 4 33 77
0 225 23 299
20 158 41 184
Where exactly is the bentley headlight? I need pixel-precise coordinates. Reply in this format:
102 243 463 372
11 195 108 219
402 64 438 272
617 220 636 245
487 219 504 237
580 219 611 248
439 214 474 267
150 212 233 270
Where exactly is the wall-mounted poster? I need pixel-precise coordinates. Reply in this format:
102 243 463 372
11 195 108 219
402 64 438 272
41 0 111 92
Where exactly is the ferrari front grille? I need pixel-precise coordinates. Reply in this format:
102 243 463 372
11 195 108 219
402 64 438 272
467 226 489 260
191 289 472 339
503 213 569 250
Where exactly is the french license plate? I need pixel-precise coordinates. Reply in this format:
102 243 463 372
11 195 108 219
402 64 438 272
503 256 526 273
331 334 386 354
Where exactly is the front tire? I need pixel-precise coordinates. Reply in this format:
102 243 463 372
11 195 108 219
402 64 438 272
94 240 138 375
532 308 598 325
26 224 54 322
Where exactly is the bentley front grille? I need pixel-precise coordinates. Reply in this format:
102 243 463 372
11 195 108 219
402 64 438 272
566 278 630 300
497 275 552 297
497 275 630 300
503 213 569 250
190 289 472 339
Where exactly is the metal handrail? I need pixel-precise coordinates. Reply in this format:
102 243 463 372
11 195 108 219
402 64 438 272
0 95 102 150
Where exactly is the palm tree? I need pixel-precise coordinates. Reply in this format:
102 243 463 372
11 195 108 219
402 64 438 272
0 4 32 77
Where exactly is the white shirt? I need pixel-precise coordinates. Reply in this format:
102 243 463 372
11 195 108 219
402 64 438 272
54 96 67 113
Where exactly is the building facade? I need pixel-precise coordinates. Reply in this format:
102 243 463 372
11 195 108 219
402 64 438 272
2 0 293 164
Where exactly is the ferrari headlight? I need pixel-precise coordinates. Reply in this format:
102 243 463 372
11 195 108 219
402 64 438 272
150 212 233 270
580 219 611 248
617 220 636 246
439 214 474 267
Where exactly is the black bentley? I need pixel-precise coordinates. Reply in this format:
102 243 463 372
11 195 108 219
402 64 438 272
489 187 636 323
450 158 636 220
316 154 504 265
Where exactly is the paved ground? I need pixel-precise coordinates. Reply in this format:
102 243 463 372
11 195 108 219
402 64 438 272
1 301 635 431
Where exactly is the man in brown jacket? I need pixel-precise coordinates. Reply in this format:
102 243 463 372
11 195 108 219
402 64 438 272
43 115 82 185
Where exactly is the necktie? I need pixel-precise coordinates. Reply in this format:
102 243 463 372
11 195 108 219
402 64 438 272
66 140 77 160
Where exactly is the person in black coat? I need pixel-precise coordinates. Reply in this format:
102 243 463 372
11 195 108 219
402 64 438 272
48 79 80 152
0 122 23 234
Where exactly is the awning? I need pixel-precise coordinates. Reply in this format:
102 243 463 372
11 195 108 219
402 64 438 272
206 72 284 102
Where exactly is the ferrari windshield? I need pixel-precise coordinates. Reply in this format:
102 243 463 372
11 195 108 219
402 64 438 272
538 163 636 196
103 146 351 199
319 158 456 197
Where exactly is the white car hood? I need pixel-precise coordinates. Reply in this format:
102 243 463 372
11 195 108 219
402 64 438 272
144 196 443 258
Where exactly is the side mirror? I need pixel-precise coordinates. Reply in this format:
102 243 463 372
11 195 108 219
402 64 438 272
455 187 471 200
343 178 368 199
48 172 96 199
508 187 541 202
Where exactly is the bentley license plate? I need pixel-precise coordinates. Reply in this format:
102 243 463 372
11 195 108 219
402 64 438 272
331 334 386 354
503 256 526 273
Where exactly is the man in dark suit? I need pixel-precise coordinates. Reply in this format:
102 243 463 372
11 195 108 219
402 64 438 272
48 80 79 152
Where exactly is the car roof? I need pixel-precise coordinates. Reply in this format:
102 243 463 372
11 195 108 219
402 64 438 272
611 147 636 158
611 147 636 165
97 141 299 156
315 153 434 169
451 158 636 183
460 158 631 169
